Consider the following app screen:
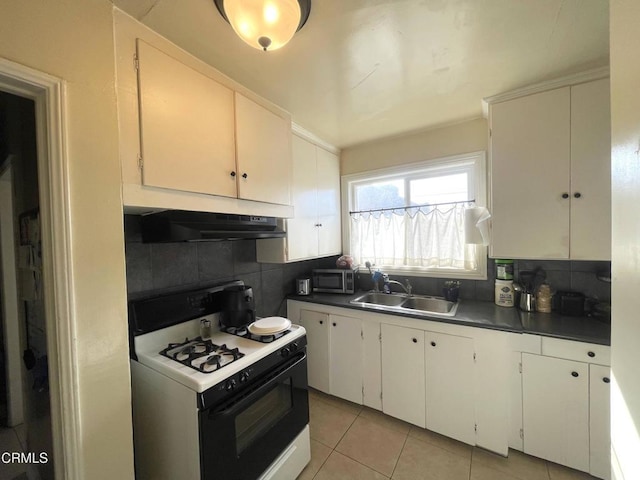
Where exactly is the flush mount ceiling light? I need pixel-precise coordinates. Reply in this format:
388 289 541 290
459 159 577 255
214 0 311 51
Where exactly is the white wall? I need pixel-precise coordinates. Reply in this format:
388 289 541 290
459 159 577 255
610 1 640 479
340 117 487 175
0 1 134 479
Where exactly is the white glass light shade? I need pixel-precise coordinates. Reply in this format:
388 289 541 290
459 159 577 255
224 0 302 51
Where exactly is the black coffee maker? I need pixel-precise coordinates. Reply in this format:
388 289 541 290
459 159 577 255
220 285 255 328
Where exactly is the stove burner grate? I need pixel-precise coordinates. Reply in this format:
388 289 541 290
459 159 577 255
160 337 245 373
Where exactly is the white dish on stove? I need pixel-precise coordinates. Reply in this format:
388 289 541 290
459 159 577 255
249 317 292 335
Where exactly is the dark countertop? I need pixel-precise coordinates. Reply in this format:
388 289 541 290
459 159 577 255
288 292 611 346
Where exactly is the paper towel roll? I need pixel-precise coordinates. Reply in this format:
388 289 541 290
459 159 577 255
464 207 491 245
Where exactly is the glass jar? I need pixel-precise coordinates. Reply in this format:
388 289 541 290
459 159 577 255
495 259 514 280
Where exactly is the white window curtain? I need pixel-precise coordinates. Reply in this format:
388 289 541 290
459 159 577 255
350 203 477 270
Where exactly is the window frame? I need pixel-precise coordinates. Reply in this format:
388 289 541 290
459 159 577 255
341 151 488 280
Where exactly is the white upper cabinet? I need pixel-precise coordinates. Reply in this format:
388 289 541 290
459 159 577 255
489 77 611 260
256 134 341 262
136 39 237 197
569 79 611 260
234 93 292 206
113 11 294 216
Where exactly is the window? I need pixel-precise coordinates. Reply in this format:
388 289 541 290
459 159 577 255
342 152 487 279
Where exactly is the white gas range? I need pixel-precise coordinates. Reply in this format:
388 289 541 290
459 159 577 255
129 283 310 480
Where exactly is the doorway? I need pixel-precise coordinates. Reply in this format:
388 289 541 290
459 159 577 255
0 57 80 480
0 91 52 479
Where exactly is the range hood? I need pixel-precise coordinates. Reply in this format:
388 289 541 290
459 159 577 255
140 210 286 242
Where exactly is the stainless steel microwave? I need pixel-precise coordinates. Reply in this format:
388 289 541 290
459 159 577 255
312 268 358 294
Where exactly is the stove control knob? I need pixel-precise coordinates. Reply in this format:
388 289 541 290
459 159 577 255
240 371 250 383
281 347 291 357
225 379 237 391
291 342 299 351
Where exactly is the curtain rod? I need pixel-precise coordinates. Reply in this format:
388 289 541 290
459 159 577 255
349 199 475 216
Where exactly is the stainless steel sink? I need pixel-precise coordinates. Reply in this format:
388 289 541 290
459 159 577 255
349 292 459 317
350 292 406 307
401 296 457 315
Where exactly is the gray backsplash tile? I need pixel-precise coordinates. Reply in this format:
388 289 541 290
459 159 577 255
124 213 610 307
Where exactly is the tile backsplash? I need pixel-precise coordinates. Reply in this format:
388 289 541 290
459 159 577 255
357 258 611 303
124 215 339 316
125 214 611 312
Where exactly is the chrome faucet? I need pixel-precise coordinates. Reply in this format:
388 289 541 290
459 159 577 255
385 278 412 296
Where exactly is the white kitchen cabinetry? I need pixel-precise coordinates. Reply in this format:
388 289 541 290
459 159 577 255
425 332 475 444
256 134 341 262
489 78 610 260
520 338 611 479
298 309 330 393
298 309 363 404
381 324 426 427
136 39 237 197
329 315 364 404
114 13 295 216
589 364 611 480
522 353 590 472
234 93 292 206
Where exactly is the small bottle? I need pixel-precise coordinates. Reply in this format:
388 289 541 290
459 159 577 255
495 279 515 307
200 319 212 339
495 259 514 280
536 283 552 313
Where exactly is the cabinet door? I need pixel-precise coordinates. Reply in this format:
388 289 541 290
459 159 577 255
235 93 292 205
425 332 476 445
381 324 425 427
590 364 611 480
299 310 330 393
490 88 571 258
286 135 319 260
570 79 611 260
316 147 342 257
329 315 363 404
136 40 236 197
522 353 589 472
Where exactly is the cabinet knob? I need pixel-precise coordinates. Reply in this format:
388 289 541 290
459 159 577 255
412 338 417 343
562 193 569 199
588 351 595 358
571 371 579 378
431 341 436 347
574 192 582 198
603 377 610 384
230 171 236 177
332 322 336 327
318 223 323 227
242 173 248 179
319 320 323 325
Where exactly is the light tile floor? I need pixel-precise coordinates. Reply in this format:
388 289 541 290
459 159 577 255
299 388 601 480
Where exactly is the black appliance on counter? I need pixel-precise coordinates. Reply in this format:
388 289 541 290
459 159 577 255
220 285 255 328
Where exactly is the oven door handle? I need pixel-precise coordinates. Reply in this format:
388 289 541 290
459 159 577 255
212 351 306 417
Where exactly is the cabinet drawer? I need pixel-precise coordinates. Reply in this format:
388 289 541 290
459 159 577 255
541 337 610 366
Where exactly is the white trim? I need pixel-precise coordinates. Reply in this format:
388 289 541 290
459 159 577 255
0 57 80 480
292 123 340 155
0 163 24 427
341 151 488 279
481 66 610 117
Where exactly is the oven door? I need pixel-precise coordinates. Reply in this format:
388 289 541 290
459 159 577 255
199 351 309 480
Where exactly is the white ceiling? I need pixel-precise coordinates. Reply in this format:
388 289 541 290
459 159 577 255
112 0 609 148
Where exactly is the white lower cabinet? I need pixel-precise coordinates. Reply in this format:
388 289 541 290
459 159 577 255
329 315 364 404
589 364 611 480
298 309 330 393
522 353 590 473
381 324 426 427
425 332 476 444
298 309 365 404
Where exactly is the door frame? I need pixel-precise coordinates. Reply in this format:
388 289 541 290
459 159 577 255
0 57 79 479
